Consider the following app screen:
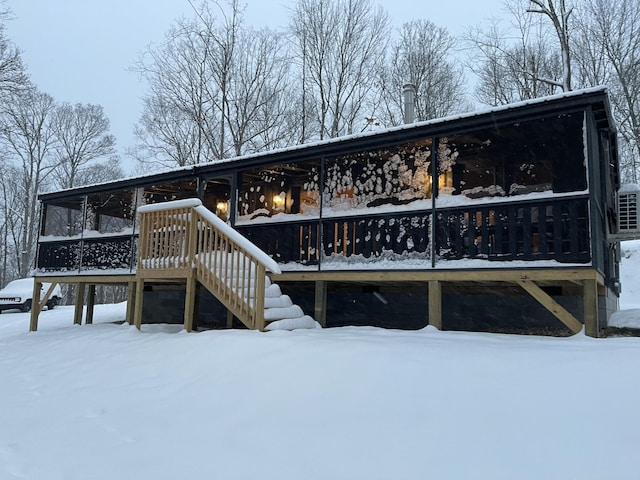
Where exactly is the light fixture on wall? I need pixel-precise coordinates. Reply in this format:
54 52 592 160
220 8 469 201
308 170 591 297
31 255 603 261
216 201 228 215
273 192 286 209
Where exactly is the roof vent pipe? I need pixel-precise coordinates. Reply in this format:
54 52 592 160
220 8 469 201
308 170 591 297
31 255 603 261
402 83 416 124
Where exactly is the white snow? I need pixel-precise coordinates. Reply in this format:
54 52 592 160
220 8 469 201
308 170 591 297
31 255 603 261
265 315 322 331
619 183 640 193
136 197 202 213
617 239 640 310
1 239 639 480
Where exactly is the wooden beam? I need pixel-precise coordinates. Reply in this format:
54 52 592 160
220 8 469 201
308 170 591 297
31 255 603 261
133 279 145 330
428 280 442 330
85 285 96 325
38 282 57 312
34 274 135 285
184 276 196 332
226 310 234 328
274 268 603 284
29 279 42 332
125 281 136 325
517 280 582 334
74 283 86 325
314 280 328 328
583 278 599 338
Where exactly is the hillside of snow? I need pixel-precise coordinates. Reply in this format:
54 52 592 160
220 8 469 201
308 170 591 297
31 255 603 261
1 241 639 479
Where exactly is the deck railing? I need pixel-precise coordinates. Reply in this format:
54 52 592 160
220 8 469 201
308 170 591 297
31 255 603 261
236 196 591 267
137 199 281 330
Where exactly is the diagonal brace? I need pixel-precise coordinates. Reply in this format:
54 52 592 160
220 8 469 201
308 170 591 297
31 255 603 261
517 280 582 334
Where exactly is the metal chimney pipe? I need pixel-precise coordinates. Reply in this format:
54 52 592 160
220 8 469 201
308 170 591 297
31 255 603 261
402 83 416 124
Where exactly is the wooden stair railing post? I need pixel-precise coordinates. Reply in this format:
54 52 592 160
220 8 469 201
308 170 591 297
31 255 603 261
183 207 200 332
187 207 198 271
254 264 266 331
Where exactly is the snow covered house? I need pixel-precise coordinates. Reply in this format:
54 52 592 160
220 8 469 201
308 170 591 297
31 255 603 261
31 87 628 337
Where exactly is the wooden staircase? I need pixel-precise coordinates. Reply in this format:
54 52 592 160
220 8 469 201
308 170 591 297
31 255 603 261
134 199 319 331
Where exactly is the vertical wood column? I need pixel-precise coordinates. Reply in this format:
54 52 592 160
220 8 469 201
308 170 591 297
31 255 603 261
85 285 96 325
584 278 599 338
125 281 136 325
254 272 266 331
226 310 234 328
314 280 327 328
29 280 42 332
74 283 86 325
133 279 145 330
428 280 442 330
184 276 196 332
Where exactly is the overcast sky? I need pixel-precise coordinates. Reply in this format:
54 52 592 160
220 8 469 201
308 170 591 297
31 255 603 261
5 0 506 170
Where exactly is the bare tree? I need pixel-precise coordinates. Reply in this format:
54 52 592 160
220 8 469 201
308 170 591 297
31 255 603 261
50 102 117 189
465 4 563 106
0 9 28 101
133 18 221 166
131 97 204 168
0 159 20 283
76 156 124 186
0 87 57 277
376 19 468 126
291 0 390 139
197 0 242 158
225 27 295 156
526 0 574 91
134 0 293 166
576 0 640 183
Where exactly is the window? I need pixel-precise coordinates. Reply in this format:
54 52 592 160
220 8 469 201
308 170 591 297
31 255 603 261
323 139 433 216
85 190 136 236
238 160 321 223
437 113 586 202
42 197 84 237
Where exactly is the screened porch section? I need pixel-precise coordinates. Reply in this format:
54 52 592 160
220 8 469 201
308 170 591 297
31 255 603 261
234 111 591 269
36 109 594 274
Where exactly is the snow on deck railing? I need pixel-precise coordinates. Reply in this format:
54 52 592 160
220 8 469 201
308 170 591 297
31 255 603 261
136 198 203 213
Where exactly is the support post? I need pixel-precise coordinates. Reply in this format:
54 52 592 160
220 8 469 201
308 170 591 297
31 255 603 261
314 280 328 328
74 283 86 325
29 279 42 332
85 285 96 325
254 269 266 331
184 276 196 332
583 278 599 338
133 279 145 330
125 281 136 325
226 310 234 328
428 280 442 330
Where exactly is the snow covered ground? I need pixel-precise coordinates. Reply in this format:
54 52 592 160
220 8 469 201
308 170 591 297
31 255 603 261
1 242 640 479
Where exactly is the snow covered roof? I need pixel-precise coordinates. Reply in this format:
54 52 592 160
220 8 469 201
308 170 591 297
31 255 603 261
40 86 614 201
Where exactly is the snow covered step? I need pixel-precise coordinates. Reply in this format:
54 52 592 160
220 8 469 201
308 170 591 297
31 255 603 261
264 295 293 309
265 284 282 298
227 278 276 297
264 305 304 321
265 316 322 331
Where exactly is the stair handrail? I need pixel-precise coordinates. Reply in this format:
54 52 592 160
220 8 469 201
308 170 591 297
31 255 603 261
191 205 281 330
137 198 281 330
